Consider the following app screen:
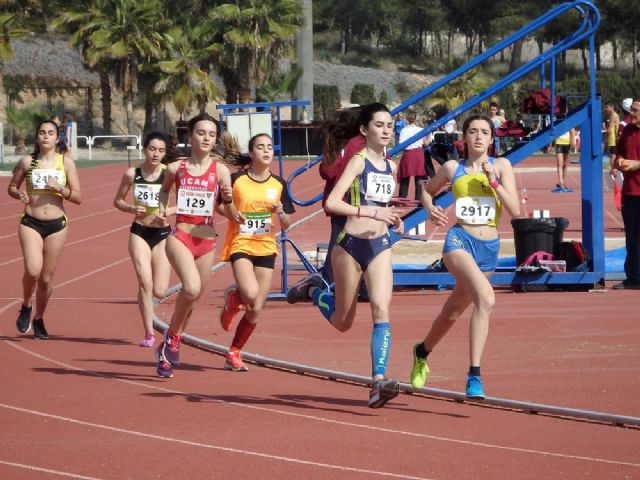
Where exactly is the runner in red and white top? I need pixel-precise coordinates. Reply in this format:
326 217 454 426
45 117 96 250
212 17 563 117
154 113 234 378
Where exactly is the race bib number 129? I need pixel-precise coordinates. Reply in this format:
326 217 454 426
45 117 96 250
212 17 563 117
176 188 214 216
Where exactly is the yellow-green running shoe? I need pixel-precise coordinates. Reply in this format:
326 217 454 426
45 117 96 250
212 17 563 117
410 343 430 388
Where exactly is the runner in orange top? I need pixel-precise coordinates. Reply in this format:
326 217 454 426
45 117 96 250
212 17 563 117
218 133 294 371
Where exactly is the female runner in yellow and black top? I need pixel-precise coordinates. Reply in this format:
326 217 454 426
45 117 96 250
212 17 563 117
7 119 82 339
410 114 520 399
218 133 294 371
113 132 176 347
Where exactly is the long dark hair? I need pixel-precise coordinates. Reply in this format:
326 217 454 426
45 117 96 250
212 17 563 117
187 112 220 135
321 106 362 167
31 120 60 158
142 131 181 164
357 102 390 129
218 132 273 169
461 114 495 159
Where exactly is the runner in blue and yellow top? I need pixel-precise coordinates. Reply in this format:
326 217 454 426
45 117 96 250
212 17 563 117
7 119 82 339
410 114 520 399
114 132 176 348
218 133 295 372
287 103 405 409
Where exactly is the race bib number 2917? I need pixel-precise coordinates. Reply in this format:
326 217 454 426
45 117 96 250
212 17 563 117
455 196 496 225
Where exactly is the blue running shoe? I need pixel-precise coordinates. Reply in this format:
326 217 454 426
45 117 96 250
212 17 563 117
466 374 485 399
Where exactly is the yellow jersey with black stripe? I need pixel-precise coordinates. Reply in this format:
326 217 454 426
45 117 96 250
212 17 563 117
451 158 502 228
26 154 67 197
221 170 295 260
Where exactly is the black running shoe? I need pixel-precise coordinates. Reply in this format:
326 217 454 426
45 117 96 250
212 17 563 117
33 318 49 340
286 273 324 304
16 304 32 333
368 378 400 409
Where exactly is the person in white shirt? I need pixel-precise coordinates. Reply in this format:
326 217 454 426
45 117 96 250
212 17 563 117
397 111 431 200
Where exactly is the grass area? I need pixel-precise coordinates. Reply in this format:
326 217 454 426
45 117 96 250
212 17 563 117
0 158 131 172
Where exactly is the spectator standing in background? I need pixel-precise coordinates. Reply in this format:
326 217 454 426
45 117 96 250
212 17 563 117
394 112 407 146
397 111 430 200
611 98 640 290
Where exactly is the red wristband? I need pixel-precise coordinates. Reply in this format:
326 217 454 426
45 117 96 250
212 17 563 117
489 178 500 190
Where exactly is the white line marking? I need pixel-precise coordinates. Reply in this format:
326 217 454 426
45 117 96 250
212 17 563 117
0 226 129 266
0 208 118 240
3 338 638 470
0 401 431 480
0 460 104 480
0 297 136 302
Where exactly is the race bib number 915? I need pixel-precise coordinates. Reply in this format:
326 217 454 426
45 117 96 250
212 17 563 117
31 169 64 190
176 188 214 216
365 173 395 203
239 212 271 236
455 196 496 225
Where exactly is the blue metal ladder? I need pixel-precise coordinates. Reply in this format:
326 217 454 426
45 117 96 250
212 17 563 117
287 1 603 289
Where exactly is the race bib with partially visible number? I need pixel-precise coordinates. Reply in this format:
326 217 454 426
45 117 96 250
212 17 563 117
176 188 214 217
239 211 272 236
365 173 394 203
134 184 161 208
455 196 496 225
31 169 65 190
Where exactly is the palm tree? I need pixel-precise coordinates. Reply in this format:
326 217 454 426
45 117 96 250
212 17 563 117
55 0 172 135
153 26 219 120
427 70 493 120
0 13 28 61
211 0 304 105
53 1 115 135
255 65 302 102
6 105 47 154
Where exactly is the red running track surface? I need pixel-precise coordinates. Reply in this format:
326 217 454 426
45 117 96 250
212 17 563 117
0 157 638 480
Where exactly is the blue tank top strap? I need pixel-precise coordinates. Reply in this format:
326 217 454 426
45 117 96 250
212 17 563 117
452 156 496 183
356 155 395 207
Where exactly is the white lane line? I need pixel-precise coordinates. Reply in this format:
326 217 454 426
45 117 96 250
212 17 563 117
2 336 638 470
0 460 104 480
0 401 430 480
0 208 119 240
0 226 130 266
0 297 136 301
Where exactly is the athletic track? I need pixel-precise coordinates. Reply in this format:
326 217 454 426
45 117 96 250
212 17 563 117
1 156 638 479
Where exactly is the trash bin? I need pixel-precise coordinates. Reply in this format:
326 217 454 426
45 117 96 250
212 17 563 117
511 217 568 266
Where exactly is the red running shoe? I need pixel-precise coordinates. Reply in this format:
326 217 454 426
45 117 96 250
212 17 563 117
219 285 245 332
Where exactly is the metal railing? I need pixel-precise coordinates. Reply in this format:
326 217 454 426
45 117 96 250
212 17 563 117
286 1 600 207
76 134 142 161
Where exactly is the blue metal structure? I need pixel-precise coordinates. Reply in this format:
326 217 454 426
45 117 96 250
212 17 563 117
286 1 604 290
217 100 312 298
